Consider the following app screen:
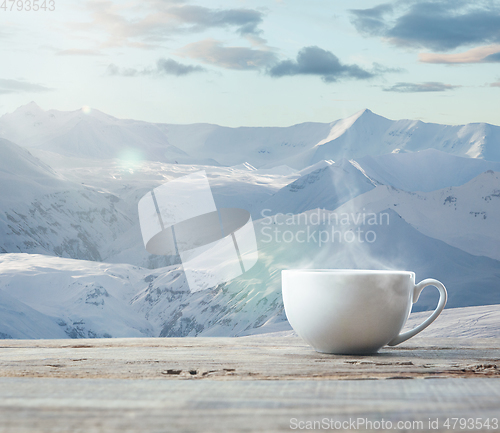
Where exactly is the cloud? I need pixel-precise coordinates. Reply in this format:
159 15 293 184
350 1 500 51
267 46 374 82
77 1 266 48
0 79 53 95
491 81 500 87
107 58 206 77
371 62 406 73
180 39 278 70
57 49 104 56
350 3 393 36
383 81 460 92
156 58 206 75
483 52 500 62
166 5 263 36
107 64 143 77
419 44 500 63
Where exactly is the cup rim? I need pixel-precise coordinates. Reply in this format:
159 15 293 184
282 269 414 276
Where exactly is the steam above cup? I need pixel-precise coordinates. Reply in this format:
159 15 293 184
282 269 447 355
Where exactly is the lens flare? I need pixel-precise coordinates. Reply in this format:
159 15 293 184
118 148 144 173
82 105 92 115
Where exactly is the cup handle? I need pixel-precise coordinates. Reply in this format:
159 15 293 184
388 279 448 346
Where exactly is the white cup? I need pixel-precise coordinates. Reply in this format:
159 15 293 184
282 269 447 354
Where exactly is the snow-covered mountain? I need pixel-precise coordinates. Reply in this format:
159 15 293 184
0 253 286 338
2 103 500 168
355 149 500 192
302 109 500 165
252 159 377 218
0 289 68 339
0 138 297 267
0 102 215 165
0 138 136 262
1 206 499 338
254 208 500 310
1 103 500 339
333 171 500 261
0 254 154 339
0 138 65 205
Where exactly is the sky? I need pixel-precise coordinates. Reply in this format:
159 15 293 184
1 0 500 127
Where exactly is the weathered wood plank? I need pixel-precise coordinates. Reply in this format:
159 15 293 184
0 378 499 432
0 337 499 432
0 337 499 380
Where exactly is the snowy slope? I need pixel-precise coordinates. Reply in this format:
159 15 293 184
106 163 296 267
0 179 133 262
252 159 377 218
1 207 499 338
0 290 68 339
253 208 500 311
0 140 295 266
298 159 334 176
0 253 287 338
0 138 65 206
164 122 333 168
0 102 215 165
0 103 329 166
0 138 136 261
0 254 153 338
245 304 500 338
333 171 500 261
355 149 500 192
303 109 500 165
402 304 500 338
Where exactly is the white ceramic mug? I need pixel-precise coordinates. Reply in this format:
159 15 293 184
282 269 447 354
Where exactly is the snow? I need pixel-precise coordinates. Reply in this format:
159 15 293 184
356 149 500 192
333 171 500 260
403 304 500 338
252 159 377 218
0 103 499 339
0 138 65 205
3 103 500 170
298 159 334 176
1 205 499 339
0 290 68 339
245 304 500 339
0 254 153 338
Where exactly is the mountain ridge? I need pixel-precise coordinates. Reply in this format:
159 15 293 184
2 103 500 167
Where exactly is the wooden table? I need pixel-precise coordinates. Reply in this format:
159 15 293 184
0 337 499 432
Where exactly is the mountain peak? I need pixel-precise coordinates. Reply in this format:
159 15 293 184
316 109 387 147
334 108 388 129
9 101 44 117
354 108 373 117
348 108 389 124
19 101 42 110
